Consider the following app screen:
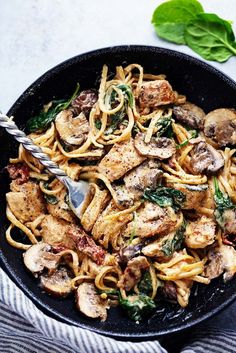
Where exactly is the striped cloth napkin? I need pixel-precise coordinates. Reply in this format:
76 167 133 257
0 268 235 353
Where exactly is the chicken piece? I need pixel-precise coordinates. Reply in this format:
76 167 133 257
40 267 73 298
118 256 149 291
55 110 90 146
81 187 110 232
218 209 236 235
40 214 76 249
204 108 236 147
134 133 176 160
138 80 176 108
173 102 205 130
23 243 59 275
68 227 106 265
167 183 208 210
184 216 216 249
124 160 163 200
191 141 224 174
6 181 46 223
71 89 98 117
142 232 175 257
76 283 108 321
98 138 146 182
205 244 236 281
125 201 177 238
46 181 75 222
7 163 29 185
92 200 133 248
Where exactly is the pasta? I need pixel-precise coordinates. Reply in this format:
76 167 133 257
5 64 236 323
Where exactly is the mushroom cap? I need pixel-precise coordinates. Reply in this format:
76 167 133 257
23 243 59 274
204 108 236 147
134 133 176 159
40 267 72 298
173 102 205 130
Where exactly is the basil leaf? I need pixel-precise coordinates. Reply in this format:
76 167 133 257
185 13 236 62
119 294 155 321
152 0 204 44
143 187 186 211
27 83 80 133
162 221 186 256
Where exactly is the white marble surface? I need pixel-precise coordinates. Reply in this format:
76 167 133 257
0 0 235 113
0 0 235 332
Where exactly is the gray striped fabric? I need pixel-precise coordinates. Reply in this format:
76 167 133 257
0 268 235 353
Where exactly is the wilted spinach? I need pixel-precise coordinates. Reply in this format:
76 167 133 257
176 130 198 149
119 294 156 321
213 177 235 228
27 83 80 133
156 116 173 137
162 221 186 256
138 271 153 295
95 119 102 130
110 84 134 108
43 182 58 205
143 187 186 211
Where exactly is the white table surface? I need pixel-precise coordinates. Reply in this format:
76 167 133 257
0 0 235 332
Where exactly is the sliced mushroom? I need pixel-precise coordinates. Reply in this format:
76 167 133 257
23 243 59 275
117 256 149 291
71 89 98 117
218 208 236 235
191 141 224 174
159 281 177 303
76 282 108 321
184 216 216 249
112 184 135 208
40 267 72 298
204 108 236 147
167 183 208 210
173 102 205 130
55 109 89 146
118 243 142 264
134 133 176 160
205 244 236 281
138 80 176 108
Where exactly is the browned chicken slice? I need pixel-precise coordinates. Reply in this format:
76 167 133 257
173 102 205 130
40 267 73 298
118 256 149 291
98 138 146 181
76 282 109 321
134 133 176 160
46 181 75 222
81 187 110 232
191 141 224 174
205 244 236 281
204 108 236 147
68 227 106 265
167 183 208 210
124 160 163 200
40 214 76 249
92 200 133 248
125 201 177 238
55 110 90 146
138 80 176 108
6 181 46 223
184 216 216 249
142 231 176 257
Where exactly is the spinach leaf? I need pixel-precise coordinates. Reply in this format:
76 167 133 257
162 221 186 256
104 109 126 135
95 119 102 130
27 83 80 133
213 177 235 228
176 130 198 149
156 116 173 137
152 0 204 44
119 294 156 321
143 187 186 211
185 13 236 62
110 84 134 108
138 271 152 295
43 182 58 205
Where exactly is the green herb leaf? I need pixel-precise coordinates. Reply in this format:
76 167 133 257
152 0 204 44
27 83 80 133
143 187 186 211
95 119 102 130
138 271 153 295
176 130 198 148
156 116 173 137
185 13 236 62
213 177 235 229
119 294 156 321
43 182 58 205
162 221 186 256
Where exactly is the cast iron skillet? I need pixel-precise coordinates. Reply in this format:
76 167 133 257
0 45 236 339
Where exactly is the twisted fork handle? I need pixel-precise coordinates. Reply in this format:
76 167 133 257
0 114 67 182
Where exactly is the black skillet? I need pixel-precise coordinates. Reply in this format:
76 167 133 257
0 46 236 339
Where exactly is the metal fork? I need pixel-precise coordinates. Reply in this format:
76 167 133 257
0 113 90 219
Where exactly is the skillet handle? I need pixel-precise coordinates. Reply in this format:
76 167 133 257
0 113 67 181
